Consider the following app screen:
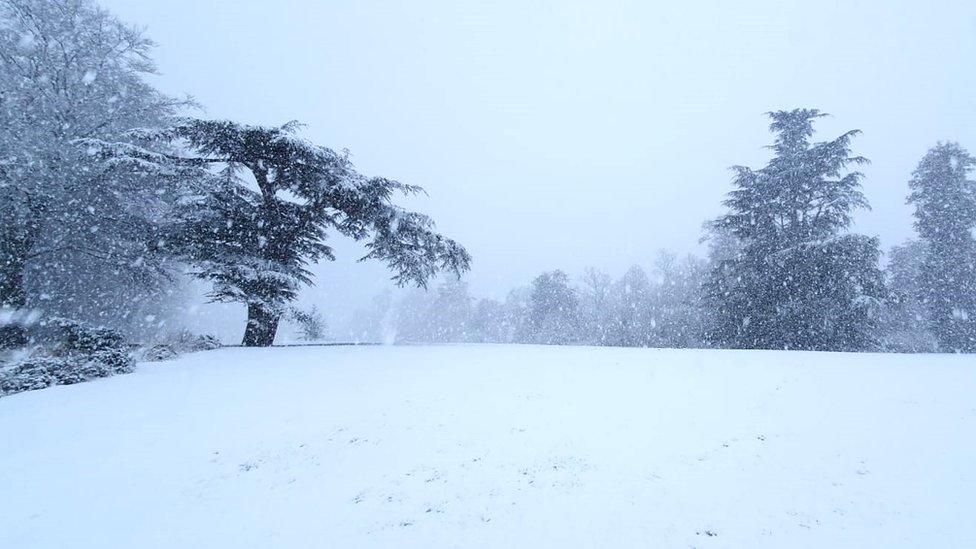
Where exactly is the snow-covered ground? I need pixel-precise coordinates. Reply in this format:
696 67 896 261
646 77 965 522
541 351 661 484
1 345 973 548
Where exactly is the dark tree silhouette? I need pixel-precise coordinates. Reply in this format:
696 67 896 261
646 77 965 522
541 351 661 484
907 143 976 351
104 119 471 346
704 109 885 351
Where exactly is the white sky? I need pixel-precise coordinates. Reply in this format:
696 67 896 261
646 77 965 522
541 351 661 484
99 0 976 330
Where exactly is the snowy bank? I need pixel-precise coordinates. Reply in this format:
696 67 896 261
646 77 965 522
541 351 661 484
0 345 973 548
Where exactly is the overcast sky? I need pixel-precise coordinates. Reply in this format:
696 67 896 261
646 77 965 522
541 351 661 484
100 0 976 333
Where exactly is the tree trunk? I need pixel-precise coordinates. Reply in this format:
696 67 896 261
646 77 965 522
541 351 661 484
241 303 280 347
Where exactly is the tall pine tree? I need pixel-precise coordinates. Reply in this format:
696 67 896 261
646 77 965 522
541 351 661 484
907 143 976 352
704 109 885 351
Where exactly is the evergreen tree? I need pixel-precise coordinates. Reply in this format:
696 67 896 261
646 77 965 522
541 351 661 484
112 119 470 346
704 109 885 351
907 143 976 352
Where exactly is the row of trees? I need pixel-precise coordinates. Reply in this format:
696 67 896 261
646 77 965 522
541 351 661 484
0 0 469 348
349 254 706 347
703 110 974 353
2 0 972 353
353 112 976 353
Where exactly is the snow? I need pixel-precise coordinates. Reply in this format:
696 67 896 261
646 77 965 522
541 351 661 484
1 344 974 548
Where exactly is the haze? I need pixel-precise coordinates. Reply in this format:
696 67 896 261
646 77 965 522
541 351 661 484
98 0 976 334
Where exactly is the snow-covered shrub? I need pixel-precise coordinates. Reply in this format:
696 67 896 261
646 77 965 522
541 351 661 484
159 329 223 352
0 356 62 394
193 334 222 351
57 319 128 355
137 330 221 362
139 344 180 362
0 319 134 397
288 306 327 341
0 349 135 397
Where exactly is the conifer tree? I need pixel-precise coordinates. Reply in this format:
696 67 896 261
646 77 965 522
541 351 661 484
108 119 470 346
907 143 976 352
704 109 885 351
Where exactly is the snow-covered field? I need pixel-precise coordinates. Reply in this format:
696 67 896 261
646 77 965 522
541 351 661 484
1 345 973 548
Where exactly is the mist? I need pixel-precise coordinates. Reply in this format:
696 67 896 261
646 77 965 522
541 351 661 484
83 0 976 338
